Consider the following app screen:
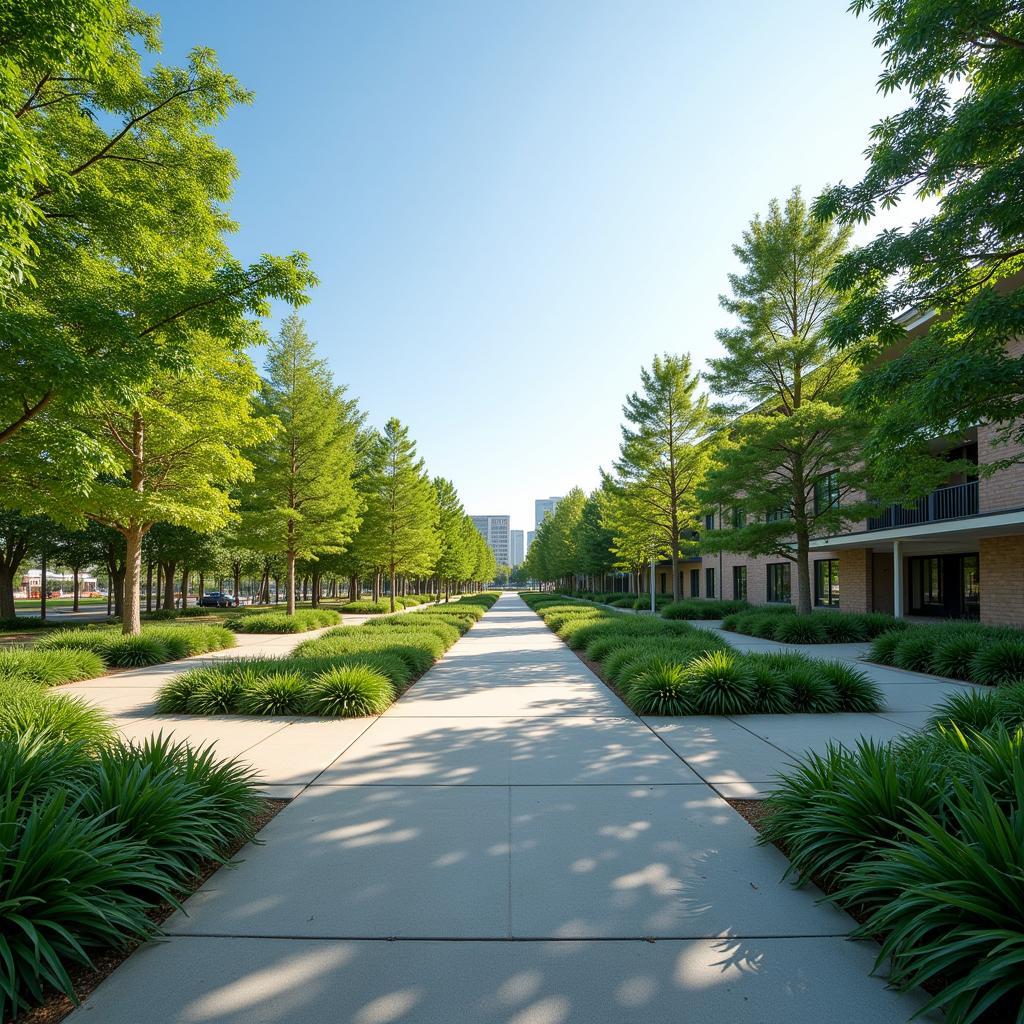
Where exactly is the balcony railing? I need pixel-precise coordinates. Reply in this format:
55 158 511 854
867 479 979 531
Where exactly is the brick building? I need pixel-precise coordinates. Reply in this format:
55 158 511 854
652 309 1024 626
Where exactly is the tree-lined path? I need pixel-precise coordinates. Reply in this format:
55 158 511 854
69 594 934 1023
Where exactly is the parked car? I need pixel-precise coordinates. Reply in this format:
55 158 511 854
197 592 236 608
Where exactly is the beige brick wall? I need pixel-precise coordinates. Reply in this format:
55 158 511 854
838 549 872 614
980 536 1024 626
979 422 1024 513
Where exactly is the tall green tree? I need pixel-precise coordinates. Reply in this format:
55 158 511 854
0 511 49 618
360 418 439 612
1 4 314 500
73 336 273 634
432 477 470 601
238 315 362 614
612 355 714 600
815 1 1024 495
701 190 869 614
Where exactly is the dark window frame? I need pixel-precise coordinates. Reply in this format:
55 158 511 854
689 568 700 598
732 565 747 601
814 558 840 608
813 470 840 515
705 566 716 599
766 562 791 603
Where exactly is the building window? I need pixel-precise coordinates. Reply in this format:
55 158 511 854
705 567 716 598
704 511 715 531
689 568 700 598
731 505 745 529
767 562 791 603
765 506 791 523
814 558 840 607
733 565 747 601
813 471 840 515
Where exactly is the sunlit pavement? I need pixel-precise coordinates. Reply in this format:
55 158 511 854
66 594 940 1023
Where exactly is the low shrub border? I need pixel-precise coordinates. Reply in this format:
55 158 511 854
223 608 340 633
0 681 274 1020
520 593 885 715
34 623 236 669
749 683 1024 1023
155 593 499 717
0 648 106 687
869 619 1024 686
722 606 906 643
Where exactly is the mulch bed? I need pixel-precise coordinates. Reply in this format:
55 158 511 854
8 797 290 1024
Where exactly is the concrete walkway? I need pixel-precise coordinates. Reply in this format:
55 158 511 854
67 594 938 1023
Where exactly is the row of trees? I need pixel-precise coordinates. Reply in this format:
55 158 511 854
526 0 1024 614
1 6 493 631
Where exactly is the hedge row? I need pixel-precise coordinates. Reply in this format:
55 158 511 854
0 680 261 1018
762 686 1024 1022
156 593 498 716
722 606 905 643
337 594 438 614
870 620 1024 685
223 608 340 633
521 595 884 715
34 623 236 669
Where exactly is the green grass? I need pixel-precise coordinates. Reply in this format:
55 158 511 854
723 606 904 643
33 622 235 668
0 648 105 686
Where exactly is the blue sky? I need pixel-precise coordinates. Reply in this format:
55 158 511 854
150 0 904 535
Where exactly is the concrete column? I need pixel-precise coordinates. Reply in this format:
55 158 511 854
892 540 903 618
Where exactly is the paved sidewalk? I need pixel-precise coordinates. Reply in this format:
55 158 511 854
67 594 936 1023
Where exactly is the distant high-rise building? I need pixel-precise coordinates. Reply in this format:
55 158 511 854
527 530 535 552
534 496 562 530
510 530 524 567
470 515 511 566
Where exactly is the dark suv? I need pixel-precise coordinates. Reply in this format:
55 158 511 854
197 592 236 608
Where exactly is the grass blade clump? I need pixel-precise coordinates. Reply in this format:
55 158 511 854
689 651 755 715
628 661 696 716
307 665 394 716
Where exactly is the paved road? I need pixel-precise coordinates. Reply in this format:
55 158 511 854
65 594 941 1023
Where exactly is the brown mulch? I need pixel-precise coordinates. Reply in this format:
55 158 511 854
8 797 290 1024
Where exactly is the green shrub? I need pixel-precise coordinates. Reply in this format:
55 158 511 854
818 613 868 643
869 629 904 665
106 633 172 667
226 609 340 633
772 615 827 644
155 673 202 714
0 787 167 1019
860 613 907 638
627 661 696 716
839 769 1024 1023
0 681 113 748
0 616 47 631
0 648 104 686
186 672 245 715
928 683 1024 732
970 636 1024 686
742 657 793 714
689 651 755 715
892 631 938 673
661 599 749 620
931 630 985 681
339 599 392 613
307 665 394 716
817 661 884 712
760 738 941 888
236 672 308 715
35 628 116 656
785 666 840 713
748 613 782 640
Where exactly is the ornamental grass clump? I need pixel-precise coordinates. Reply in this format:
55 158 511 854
868 629 904 666
785 666 840 713
0 681 113 748
186 673 245 715
688 651 756 716
307 665 395 716
236 672 308 715
772 615 827 645
226 609 340 633
742 657 793 714
627 661 696 716
817 660 884 712
970 636 1024 686
0 648 104 686
892 630 938 673
931 630 986 680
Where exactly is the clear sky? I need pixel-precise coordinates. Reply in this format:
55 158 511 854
149 0 905 535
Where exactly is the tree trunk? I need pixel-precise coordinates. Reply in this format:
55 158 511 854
349 575 357 602
372 574 379 602
233 564 241 607
72 566 80 612
198 570 205 602
273 576 280 604
122 526 144 635
389 569 397 613
146 561 153 612
795 528 812 616
39 551 47 621
1 566 20 619
286 552 296 614
106 581 112 616
161 561 177 611
180 565 189 608
671 549 681 602
311 571 321 607
154 562 162 611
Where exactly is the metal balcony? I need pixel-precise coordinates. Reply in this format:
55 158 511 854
867 479 979 531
